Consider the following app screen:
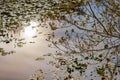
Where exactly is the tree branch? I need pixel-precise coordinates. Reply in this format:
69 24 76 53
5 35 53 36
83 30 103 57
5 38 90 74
63 17 120 38
88 2 109 34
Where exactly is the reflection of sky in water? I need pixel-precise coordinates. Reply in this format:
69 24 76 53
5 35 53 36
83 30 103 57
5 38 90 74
0 21 55 80
1 20 119 80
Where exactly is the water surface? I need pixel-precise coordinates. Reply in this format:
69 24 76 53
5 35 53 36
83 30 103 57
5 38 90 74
0 21 53 80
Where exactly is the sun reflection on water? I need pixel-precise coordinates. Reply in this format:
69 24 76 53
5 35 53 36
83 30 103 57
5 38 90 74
24 21 38 39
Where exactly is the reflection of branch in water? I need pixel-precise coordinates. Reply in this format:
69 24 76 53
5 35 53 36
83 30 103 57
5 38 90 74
29 69 45 80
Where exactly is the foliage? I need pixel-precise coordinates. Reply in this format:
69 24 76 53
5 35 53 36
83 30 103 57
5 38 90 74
0 48 14 56
0 0 43 55
29 69 45 80
0 0 120 80
41 0 120 80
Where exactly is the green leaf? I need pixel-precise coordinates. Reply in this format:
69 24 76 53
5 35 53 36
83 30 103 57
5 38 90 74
71 29 74 32
96 66 105 76
104 44 108 49
99 54 103 58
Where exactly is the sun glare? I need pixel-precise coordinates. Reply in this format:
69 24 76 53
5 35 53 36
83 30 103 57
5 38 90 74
24 21 38 39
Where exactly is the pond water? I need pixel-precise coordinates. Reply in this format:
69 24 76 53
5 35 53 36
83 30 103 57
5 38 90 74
0 20 120 80
0 21 55 80
0 1 120 80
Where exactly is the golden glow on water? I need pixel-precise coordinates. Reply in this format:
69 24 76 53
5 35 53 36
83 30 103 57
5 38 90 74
24 21 38 39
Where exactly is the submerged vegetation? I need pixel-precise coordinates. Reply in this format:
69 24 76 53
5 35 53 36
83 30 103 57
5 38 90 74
0 0 120 80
